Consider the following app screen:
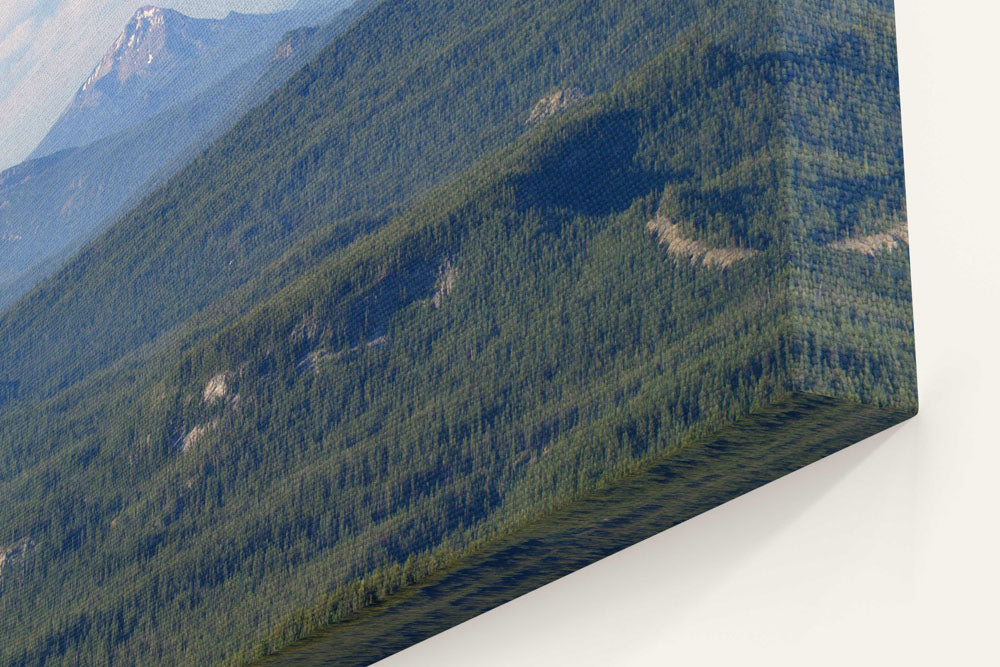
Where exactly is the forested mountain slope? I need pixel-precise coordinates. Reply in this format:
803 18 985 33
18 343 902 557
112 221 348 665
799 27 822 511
0 0 710 405
0 1 914 664
0 2 363 311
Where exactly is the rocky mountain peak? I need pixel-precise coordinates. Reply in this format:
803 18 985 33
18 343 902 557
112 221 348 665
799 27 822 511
31 6 297 160
80 6 184 97
136 5 167 21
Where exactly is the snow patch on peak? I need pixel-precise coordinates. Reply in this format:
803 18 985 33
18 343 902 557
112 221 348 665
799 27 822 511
137 6 163 20
131 6 170 29
82 63 102 91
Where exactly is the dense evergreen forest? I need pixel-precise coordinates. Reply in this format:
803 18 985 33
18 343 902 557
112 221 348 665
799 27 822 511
0 0 915 664
0 0 706 402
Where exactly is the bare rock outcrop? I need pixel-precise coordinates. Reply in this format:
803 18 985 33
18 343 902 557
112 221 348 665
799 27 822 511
181 420 219 453
527 87 588 124
0 537 36 596
432 261 458 308
202 372 231 404
826 221 909 255
646 214 760 269
272 26 318 62
298 349 332 373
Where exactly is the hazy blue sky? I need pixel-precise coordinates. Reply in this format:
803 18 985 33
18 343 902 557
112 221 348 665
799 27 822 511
0 0 301 170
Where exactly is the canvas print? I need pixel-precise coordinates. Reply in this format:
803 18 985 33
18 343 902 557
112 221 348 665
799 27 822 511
0 0 916 664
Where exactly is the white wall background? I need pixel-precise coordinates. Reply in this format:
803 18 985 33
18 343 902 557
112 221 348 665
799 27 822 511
382 2 1000 664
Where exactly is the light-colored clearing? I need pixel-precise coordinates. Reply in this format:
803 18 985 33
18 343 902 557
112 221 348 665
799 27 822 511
646 214 760 269
202 373 230 404
0 538 35 591
181 420 219 454
432 262 458 308
527 87 588 124
298 349 331 373
826 221 909 255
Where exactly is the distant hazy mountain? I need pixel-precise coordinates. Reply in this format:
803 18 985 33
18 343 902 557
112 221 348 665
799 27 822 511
0 1 362 309
294 0 350 13
29 7 304 161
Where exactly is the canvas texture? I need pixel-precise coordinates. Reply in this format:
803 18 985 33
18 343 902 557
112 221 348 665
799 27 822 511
0 1 915 664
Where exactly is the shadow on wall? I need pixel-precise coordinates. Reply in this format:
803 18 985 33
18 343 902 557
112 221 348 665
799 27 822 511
383 418 919 666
